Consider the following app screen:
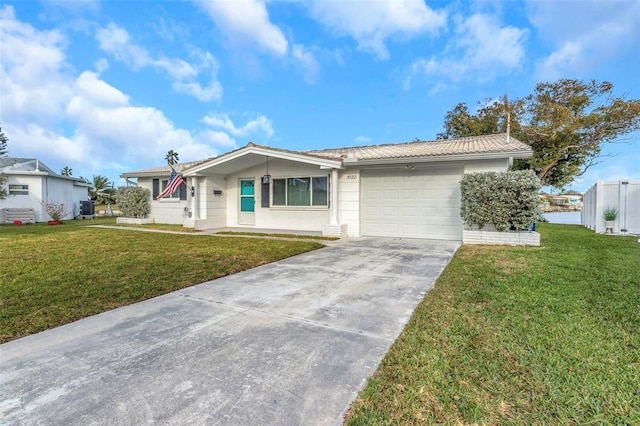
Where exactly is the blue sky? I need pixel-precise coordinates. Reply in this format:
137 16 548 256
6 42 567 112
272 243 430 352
1 0 638 192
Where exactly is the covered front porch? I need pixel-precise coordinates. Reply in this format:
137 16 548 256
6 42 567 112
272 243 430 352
180 144 347 237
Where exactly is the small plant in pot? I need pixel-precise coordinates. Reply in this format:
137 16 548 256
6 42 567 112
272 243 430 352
43 201 69 225
603 206 618 233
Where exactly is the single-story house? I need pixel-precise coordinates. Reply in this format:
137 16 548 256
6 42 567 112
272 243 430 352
121 133 532 240
550 195 582 207
0 158 91 222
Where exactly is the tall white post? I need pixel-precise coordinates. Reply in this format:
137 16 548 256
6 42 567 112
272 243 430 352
191 176 198 220
330 169 339 225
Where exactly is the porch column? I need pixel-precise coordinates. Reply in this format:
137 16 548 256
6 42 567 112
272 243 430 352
330 168 339 225
191 176 198 220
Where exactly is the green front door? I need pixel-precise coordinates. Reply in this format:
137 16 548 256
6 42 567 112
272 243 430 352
239 179 255 224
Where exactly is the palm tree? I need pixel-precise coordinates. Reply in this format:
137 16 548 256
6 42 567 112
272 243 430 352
165 150 179 166
60 166 72 176
0 125 8 156
90 175 115 205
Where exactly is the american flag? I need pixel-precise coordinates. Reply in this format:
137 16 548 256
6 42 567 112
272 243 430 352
156 169 185 200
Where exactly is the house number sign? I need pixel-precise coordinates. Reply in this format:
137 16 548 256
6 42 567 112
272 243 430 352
341 173 359 182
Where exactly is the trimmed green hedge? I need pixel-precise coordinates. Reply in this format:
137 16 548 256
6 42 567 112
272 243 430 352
116 187 151 218
460 170 540 231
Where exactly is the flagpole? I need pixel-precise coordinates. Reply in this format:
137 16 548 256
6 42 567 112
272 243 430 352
504 93 510 144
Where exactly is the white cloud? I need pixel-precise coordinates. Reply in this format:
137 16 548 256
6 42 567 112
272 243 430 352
62 71 216 171
95 23 141 65
0 5 72 124
308 0 447 60
403 13 527 88
535 42 582 81
527 0 640 80
172 80 223 103
95 22 222 101
354 135 372 144
94 57 109 73
198 129 237 149
202 112 274 142
196 0 288 56
0 8 222 180
292 44 320 83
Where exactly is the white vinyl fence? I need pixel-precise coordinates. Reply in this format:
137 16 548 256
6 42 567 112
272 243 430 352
582 180 640 235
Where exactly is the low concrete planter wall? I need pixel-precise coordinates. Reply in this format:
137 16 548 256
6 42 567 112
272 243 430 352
116 217 154 225
463 229 540 246
322 224 348 238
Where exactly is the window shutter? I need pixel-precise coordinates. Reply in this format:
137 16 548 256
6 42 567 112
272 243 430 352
261 182 269 207
152 179 159 199
179 183 187 200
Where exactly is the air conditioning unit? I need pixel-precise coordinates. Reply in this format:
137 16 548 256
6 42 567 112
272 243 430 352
80 200 95 215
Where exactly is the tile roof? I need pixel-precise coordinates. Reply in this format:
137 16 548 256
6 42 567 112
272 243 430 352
122 134 531 176
122 159 212 176
305 133 531 161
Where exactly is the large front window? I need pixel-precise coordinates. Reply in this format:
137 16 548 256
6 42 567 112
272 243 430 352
272 176 328 207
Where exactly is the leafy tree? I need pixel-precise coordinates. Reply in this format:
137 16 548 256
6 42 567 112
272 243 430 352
0 125 8 199
438 79 640 189
165 150 179 166
89 175 116 205
60 166 73 176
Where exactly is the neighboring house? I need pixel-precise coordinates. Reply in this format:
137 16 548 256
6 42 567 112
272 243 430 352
550 195 582 207
0 158 91 222
121 134 532 240
582 180 640 235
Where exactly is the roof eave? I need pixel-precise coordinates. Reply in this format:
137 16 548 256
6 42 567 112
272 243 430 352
183 145 343 176
120 171 165 179
342 150 532 166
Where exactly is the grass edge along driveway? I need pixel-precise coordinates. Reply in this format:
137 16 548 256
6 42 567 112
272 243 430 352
345 223 639 425
0 219 323 343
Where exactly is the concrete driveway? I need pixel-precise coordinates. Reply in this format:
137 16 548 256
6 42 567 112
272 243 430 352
1 237 460 425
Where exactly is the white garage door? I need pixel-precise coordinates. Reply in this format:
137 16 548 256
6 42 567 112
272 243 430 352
361 167 463 240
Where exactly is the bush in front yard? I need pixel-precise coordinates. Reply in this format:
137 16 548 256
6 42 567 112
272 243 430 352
460 170 541 231
116 187 151 218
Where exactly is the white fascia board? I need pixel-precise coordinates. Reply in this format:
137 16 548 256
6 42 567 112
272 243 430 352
183 146 343 176
2 170 49 176
120 172 166 179
342 150 532 166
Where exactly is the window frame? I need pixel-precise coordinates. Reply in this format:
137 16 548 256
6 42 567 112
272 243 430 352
271 175 329 208
9 184 29 196
160 179 181 199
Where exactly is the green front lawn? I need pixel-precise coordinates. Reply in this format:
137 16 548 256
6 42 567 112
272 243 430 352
346 224 639 425
0 218 323 343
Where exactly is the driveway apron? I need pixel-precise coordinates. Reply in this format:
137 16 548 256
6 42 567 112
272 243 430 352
1 237 460 425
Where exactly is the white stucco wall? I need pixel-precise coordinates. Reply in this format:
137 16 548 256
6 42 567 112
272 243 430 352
1 174 88 222
137 178 188 225
190 175 227 229
135 155 523 237
464 158 511 173
337 169 360 237
224 159 331 232
1 176 44 220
